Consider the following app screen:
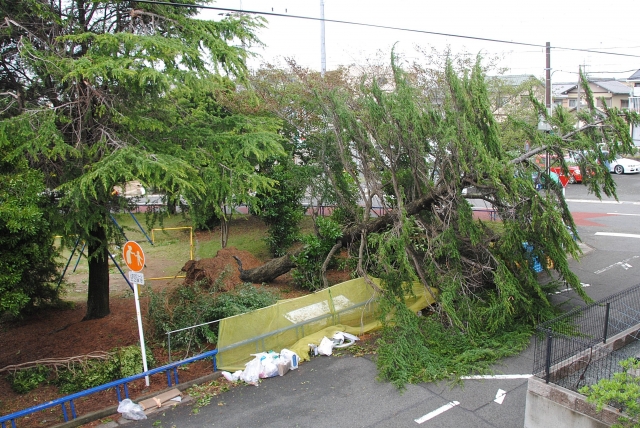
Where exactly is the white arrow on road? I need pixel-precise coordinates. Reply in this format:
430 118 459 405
494 389 506 404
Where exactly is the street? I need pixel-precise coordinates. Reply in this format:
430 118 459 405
125 175 640 428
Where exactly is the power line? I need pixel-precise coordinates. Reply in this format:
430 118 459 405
129 0 640 59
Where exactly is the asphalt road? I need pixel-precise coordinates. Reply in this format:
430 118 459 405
124 174 640 428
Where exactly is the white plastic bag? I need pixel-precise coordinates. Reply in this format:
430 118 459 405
258 353 277 378
221 370 243 382
317 336 334 356
240 356 262 385
117 398 147 421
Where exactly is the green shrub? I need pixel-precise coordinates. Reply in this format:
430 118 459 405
8 365 50 394
7 346 154 395
54 346 155 394
580 357 640 428
292 217 342 291
147 279 279 351
0 160 61 317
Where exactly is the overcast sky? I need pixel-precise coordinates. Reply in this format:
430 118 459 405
202 0 639 83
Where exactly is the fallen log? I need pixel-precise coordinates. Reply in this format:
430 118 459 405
234 193 437 284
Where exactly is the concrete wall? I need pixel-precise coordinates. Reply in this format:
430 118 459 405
525 325 640 427
524 376 619 428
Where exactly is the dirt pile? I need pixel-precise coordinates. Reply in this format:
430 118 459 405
181 247 263 291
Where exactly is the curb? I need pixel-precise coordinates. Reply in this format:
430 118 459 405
51 372 222 428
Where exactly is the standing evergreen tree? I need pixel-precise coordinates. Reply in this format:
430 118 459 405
0 0 283 319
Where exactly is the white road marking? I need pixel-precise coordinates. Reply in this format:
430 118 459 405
415 401 460 424
554 283 590 294
594 256 640 274
460 374 532 380
565 199 622 204
595 232 640 239
494 389 506 404
606 213 640 216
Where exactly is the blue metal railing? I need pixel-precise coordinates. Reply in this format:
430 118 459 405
0 349 218 428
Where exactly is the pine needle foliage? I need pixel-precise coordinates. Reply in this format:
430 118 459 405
0 0 284 319
253 50 638 388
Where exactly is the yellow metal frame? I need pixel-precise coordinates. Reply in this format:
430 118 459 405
148 226 193 281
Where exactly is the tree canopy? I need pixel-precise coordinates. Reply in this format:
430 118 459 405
245 54 639 383
0 0 284 319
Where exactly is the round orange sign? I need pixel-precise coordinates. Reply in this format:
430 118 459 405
123 241 145 272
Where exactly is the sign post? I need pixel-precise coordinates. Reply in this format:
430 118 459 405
123 241 149 386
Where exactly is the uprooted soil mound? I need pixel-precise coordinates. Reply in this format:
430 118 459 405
181 247 263 291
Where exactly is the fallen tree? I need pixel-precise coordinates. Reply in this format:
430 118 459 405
235 192 438 283
240 53 639 387
247 54 637 319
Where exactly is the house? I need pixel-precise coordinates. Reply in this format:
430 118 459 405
627 69 640 145
552 79 631 111
486 74 544 121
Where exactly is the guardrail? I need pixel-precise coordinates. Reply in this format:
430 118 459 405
0 349 218 428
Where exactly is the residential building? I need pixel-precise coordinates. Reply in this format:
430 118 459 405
486 74 544 122
628 69 640 146
552 79 631 111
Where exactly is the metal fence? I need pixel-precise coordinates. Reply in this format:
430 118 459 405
533 283 640 393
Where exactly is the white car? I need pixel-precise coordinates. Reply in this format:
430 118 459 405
603 152 640 175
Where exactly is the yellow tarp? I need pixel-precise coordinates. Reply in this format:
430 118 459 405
216 277 437 371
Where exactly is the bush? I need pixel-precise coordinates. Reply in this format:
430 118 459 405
580 357 640 428
147 279 279 351
54 346 155 394
8 365 50 394
7 346 154 395
255 162 308 257
291 217 342 291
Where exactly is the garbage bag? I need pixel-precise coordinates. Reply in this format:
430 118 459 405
221 370 243 382
240 355 261 385
260 360 278 378
117 399 147 421
317 336 334 356
259 352 279 378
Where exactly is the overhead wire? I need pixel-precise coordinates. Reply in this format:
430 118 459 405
128 0 640 59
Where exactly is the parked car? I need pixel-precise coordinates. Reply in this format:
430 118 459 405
602 151 640 175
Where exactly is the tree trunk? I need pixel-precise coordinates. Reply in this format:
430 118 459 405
235 252 299 283
234 193 438 283
84 223 110 320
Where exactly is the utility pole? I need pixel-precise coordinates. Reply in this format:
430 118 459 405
545 42 551 175
320 0 326 77
545 42 551 113
576 65 581 112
